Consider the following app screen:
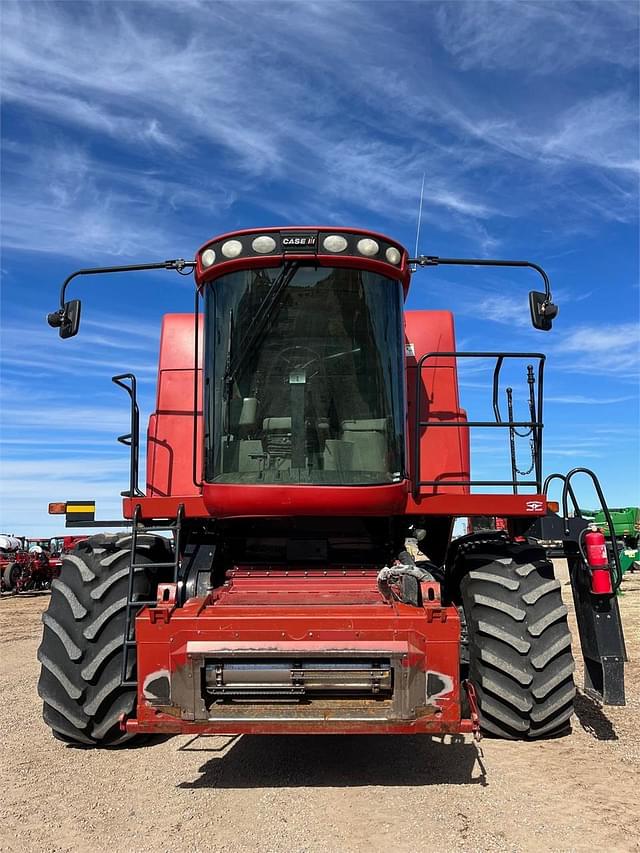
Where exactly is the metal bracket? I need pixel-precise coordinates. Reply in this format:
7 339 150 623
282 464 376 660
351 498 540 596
150 583 179 624
463 680 482 741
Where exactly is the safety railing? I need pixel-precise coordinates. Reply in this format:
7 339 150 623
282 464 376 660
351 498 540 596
413 351 545 496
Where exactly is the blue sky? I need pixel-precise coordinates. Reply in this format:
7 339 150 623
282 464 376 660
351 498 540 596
1 0 638 536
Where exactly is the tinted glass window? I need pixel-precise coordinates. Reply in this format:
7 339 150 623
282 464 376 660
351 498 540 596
205 265 405 485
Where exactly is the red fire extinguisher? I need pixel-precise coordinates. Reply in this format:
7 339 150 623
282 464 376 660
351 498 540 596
584 525 613 594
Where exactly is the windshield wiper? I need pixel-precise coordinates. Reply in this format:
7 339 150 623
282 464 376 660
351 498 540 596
224 261 300 396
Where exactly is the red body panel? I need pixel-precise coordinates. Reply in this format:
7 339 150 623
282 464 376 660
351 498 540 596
125 491 548 519
405 310 470 497
406 493 548 516
201 481 409 517
146 314 202 498
128 572 471 736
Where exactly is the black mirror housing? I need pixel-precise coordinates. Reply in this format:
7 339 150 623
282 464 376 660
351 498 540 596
48 300 82 338
529 290 558 331
50 299 82 338
60 299 81 338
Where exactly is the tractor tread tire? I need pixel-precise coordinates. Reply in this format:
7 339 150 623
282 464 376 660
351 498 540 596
3 561 19 591
460 542 575 740
37 533 172 747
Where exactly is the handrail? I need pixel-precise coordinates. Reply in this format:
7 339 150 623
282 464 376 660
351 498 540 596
543 473 581 516
412 351 545 496
112 373 143 497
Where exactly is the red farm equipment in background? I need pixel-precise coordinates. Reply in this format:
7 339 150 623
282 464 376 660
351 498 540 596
39 226 626 747
0 535 23 591
1 537 57 593
1 535 87 593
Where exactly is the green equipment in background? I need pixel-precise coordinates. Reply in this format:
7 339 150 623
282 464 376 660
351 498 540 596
583 507 640 574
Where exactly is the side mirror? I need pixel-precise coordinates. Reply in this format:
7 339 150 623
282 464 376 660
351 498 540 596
529 290 558 331
47 299 82 338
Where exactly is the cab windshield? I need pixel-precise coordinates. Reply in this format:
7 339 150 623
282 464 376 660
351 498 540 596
205 264 405 485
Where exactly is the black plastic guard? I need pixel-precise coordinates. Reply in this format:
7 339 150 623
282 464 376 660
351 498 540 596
565 542 627 706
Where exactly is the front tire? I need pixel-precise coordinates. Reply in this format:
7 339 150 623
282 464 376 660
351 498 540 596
460 543 575 739
37 534 172 747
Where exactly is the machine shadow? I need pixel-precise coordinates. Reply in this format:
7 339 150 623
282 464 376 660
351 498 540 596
573 691 618 741
178 733 487 790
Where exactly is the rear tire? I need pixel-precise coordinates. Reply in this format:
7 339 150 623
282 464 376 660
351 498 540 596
3 561 20 591
460 542 575 739
37 533 173 747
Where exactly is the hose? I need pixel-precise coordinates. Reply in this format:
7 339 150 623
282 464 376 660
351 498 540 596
377 550 436 602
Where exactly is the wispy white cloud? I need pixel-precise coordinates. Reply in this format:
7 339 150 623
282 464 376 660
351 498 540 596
2 403 140 432
1 350 157 379
83 315 168 341
546 395 635 405
0 318 160 393
472 294 532 329
1 140 205 258
0 458 126 478
0 437 128 451
4 0 635 263
435 1 639 73
543 448 603 459
0 469 128 535
540 93 639 174
549 322 640 377
555 323 640 355
444 92 639 197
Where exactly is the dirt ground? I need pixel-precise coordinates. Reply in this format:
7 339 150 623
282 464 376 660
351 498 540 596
1 560 639 853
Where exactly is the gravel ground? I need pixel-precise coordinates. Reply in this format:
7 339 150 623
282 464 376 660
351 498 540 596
1 560 639 853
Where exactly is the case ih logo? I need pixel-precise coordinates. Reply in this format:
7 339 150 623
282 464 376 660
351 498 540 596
282 236 316 246
281 233 317 251
525 500 544 512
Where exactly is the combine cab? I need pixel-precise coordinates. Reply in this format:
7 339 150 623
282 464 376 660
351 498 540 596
38 227 626 746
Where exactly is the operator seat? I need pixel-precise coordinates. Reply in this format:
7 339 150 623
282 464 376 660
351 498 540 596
340 419 388 472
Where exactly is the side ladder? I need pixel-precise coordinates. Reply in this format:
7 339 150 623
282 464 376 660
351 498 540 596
121 503 184 688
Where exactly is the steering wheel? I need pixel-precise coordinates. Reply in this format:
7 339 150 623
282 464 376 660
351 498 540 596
276 345 323 373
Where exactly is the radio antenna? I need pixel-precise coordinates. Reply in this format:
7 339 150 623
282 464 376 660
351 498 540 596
413 172 426 267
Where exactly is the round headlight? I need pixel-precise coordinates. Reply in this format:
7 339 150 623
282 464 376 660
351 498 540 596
385 247 401 265
201 248 216 267
356 238 379 257
252 235 277 254
221 239 243 259
322 234 348 253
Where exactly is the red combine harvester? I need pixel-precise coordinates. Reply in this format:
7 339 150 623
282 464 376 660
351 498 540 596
40 226 626 747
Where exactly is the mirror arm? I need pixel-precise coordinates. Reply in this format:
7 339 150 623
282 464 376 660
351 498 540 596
408 255 554 310
55 258 196 310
